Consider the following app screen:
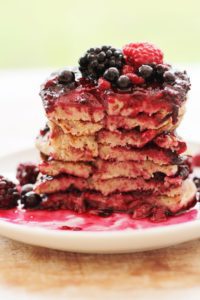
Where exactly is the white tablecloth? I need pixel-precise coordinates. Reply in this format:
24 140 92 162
0 66 200 157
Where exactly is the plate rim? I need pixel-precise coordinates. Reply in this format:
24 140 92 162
0 145 199 237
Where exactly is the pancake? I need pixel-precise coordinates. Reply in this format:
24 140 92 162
38 159 92 178
36 133 96 162
154 132 187 153
106 104 185 131
98 144 182 165
36 122 98 162
105 89 185 118
39 179 196 215
93 159 178 180
90 176 182 197
44 89 105 122
52 118 104 136
34 172 183 196
98 115 180 148
34 175 88 194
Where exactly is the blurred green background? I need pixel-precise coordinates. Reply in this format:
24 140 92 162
1 0 200 68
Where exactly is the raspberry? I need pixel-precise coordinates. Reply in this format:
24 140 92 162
122 64 134 74
0 176 20 209
123 42 163 68
127 73 145 85
98 78 111 90
16 162 39 186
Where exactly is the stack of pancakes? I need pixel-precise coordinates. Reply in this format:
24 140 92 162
35 74 196 218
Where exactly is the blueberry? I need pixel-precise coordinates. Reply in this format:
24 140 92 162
178 165 189 179
153 172 165 181
117 75 131 89
58 70 75 84
156 64 169 76
103 67 120 82
139 65 153 78
163 71 175 82
193 177 200 189
21 184 33 195
22 192 41 208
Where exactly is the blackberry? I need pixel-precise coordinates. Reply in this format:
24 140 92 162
79 46 125 80
0 176 20 209
16 162 39 186
21 191 42 208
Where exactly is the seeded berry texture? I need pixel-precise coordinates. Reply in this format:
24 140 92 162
0 176 20 209
16 162 39 186
123 42 163 68
79 46 125 80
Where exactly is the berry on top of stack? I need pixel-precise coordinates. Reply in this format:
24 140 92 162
28 42 197 221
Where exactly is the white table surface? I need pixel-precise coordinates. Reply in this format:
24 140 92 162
0 66 199 157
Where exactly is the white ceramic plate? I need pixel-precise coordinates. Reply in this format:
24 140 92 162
0 147 199 254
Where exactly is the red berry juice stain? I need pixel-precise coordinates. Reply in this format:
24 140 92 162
0 208 198 232
193 153 200 167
